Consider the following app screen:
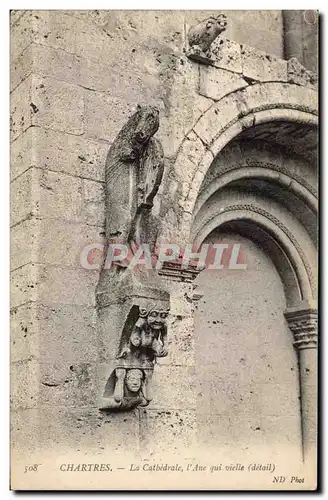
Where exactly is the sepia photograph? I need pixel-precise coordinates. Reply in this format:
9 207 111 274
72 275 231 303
10 7 319 491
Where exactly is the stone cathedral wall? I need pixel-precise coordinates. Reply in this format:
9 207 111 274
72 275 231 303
10 10 318 462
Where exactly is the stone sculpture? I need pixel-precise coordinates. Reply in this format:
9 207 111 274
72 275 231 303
100 304 169 411
187 13 227 62
104 105 164 251
97 106 170 412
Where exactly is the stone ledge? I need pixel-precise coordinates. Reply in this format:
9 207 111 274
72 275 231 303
187 37 318 91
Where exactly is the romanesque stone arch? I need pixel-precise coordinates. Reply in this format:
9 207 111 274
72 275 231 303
167 81 318 464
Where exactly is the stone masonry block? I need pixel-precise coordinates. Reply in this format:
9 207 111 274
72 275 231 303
10 10 26 27
287 57 318 89
12 11 77 60
84 90 159 142
241 44 287 82
10 41 33 92
11 301 98 372
11 217 105 271
158 314 195 367
11 126 108 182
210 37 242 73
39 361 97 409
11 263 99 308
30 76 84 134
10 76 31 141
193 95 241 145
139 409 196 456
10 168 38 226
37 304 98 365
199 65 248 101
39 219 105 267
244 82 318 115
149 365 196 410
163 280 194 317
11 74 84 141
174 131 207 199
10 127 33 181
37 265 99 307
11 302 38 363
11 263 39 308
37 169 83 222
11 358 39 409
83 179 105 227
10 10 34 61
11 407 140 457
11 217 38 271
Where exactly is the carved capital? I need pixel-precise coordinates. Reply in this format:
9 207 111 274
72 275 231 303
285 303 318 350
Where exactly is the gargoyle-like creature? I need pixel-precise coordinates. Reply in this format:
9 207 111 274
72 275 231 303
188 14 227 54
100 304 169 411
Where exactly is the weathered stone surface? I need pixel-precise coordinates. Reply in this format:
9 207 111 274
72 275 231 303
12 217 104 271
83 180 105 227
199 65 248 101
10 11 34 60
11 126 108 182
158 314 195 366
37 169 83 222
11 407 140 455
139 409 196 455
11 262 99 308
173 131 208 200
37 266 99 307
10 10 26 27
11 168 36 226
11 358 39 409
10 76 31 141
11 263 39 308
31 76 84 134
241 44 287 82
11 74 84 140
11 303 38 363
11 218 38 270
10 41 33 92
149 365 196 410
162 280 194 317
40 361 97 408
39 304 98 364
210 37 242 73
287 57 318 89
193 95 241 145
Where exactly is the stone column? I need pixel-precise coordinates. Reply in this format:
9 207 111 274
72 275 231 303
285 301 318 465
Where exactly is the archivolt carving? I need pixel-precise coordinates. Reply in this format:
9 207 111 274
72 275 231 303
193 204 316 295
198 162 318 199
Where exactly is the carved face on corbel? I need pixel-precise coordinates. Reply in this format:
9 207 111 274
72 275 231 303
139 306 169 331
125 369 144 393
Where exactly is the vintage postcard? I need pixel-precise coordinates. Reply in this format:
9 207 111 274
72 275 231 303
10 9 318 490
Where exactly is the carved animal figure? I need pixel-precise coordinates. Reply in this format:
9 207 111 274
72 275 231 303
188 14 227 53
104 105 160 242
